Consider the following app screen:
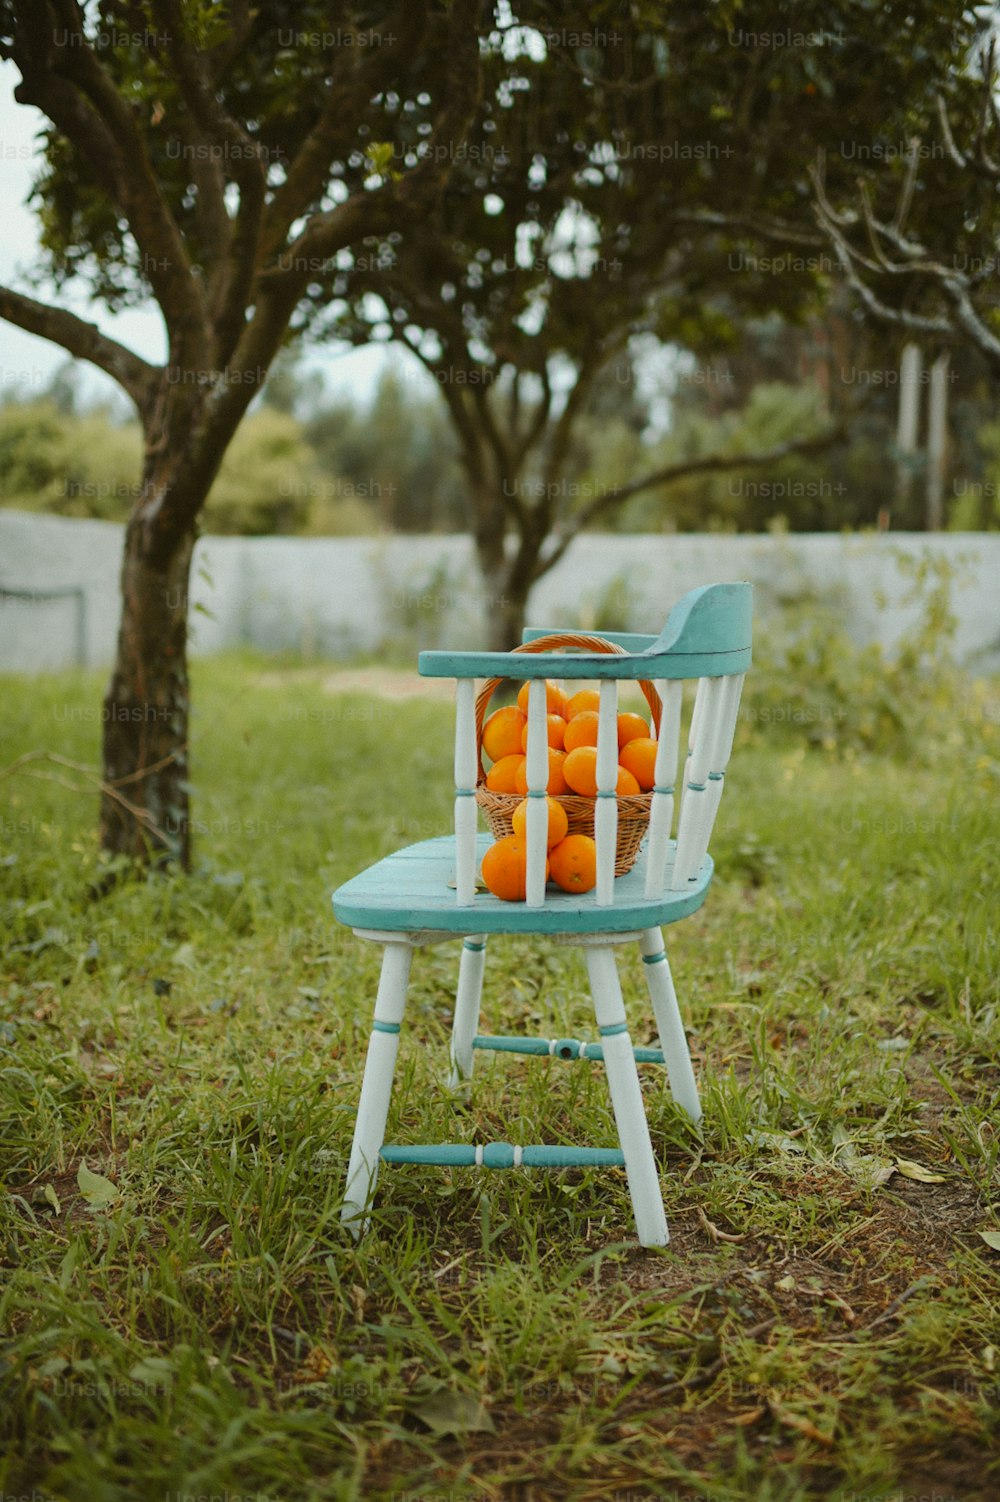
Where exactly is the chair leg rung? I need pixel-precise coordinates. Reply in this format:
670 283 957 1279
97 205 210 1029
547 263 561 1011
473 1034 664 1064
380 1142 625 1169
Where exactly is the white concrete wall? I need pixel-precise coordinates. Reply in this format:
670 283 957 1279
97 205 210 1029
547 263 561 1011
1 507 998 673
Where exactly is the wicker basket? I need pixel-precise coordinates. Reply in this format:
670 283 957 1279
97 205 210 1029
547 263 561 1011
474 632 662 877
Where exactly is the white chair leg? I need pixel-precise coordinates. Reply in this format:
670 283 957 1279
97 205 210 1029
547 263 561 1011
640 927 702 1124
584 944 669 1248
342 940 413 1237
448 934 487 1089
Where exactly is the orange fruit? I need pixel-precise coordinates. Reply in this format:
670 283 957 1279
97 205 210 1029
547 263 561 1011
619 736 658 791
548 834 598 893
565 689 600 719
520 714 568 752
563 710 600 752
563 745 598 796
617 712 650 748
481 834 548 901
512 795 569 849
515 748 568 795
485 753 526 793
483 705 527 762
517 678 568 718
564 746 641 798
615 765 641 796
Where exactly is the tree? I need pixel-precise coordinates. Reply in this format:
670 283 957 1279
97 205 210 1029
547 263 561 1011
657 303 996 533
0 0 479 867
311 0 986 647
811 36 1000 380
304 367 467 532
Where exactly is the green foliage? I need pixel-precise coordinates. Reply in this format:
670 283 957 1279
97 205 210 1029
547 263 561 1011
0 400 142 520
6 0 460 309
203 409 323 536
0 383 461 537
955 416 1000 528
743 547 997 761
304 369 467 533
610 383 832 533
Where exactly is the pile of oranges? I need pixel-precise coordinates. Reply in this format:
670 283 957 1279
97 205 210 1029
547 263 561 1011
479 678 658 901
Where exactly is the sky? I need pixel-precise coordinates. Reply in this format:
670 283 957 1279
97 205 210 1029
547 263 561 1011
0 61 398 411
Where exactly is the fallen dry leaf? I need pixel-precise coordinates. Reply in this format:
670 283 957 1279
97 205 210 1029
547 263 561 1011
895 1158 946 1183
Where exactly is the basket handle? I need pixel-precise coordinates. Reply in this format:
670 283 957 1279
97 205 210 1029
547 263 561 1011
474 632 662 782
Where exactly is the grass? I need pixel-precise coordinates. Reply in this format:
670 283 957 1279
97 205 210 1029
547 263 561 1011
1 652 999 1502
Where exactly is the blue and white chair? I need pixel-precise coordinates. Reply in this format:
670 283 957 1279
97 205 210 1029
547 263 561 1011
332 582 751 1246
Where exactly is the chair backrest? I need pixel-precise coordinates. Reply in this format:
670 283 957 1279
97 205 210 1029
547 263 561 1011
418 582 752 910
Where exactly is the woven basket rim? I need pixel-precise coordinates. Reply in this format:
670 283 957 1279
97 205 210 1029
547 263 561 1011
474 631 661 792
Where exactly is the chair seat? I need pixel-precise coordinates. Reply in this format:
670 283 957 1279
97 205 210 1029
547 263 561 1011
332 833 713 936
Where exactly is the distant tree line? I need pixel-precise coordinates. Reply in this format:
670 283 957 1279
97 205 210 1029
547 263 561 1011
3 333 997 537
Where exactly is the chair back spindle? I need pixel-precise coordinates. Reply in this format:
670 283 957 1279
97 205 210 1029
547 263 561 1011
524 677 550 906
454 677 478 904
595 680 620 905
671 672 745 889
645 678 683 897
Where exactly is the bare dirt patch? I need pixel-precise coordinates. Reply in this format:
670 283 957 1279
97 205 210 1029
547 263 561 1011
321 667 455 702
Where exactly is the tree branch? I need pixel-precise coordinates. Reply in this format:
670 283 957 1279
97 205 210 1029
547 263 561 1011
541 354 600 491
0 284 158 415
10 2 210 365
536 425 845 580
260 0 429 263
261 0 480 283
810 155 1000 369
151 0 267 354
670 208 827 251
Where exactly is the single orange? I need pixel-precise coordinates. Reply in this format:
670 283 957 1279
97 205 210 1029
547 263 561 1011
512 795 570 849
615 765 641 796
481 834 548 901
563 710 600 752
520 713 568 752
564 688 600 719
483 705 528 762
485 753 526 793
563 745 598 796
548 833 598 893
617 711 650 748
515 747 568 795
618 736 658 791
517 678 568 718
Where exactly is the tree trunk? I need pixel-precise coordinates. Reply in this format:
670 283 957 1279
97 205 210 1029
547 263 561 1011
471 480 551 652
485 579 531 653
99 512 195 868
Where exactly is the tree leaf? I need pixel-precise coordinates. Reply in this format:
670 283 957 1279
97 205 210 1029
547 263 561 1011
745 1128 804 1154
410 1390 494 1435
837 1148 896 1188
77 1161 119 1208
895 1158 946 1183
977 1230 1000 1251
43 1183 61 1214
